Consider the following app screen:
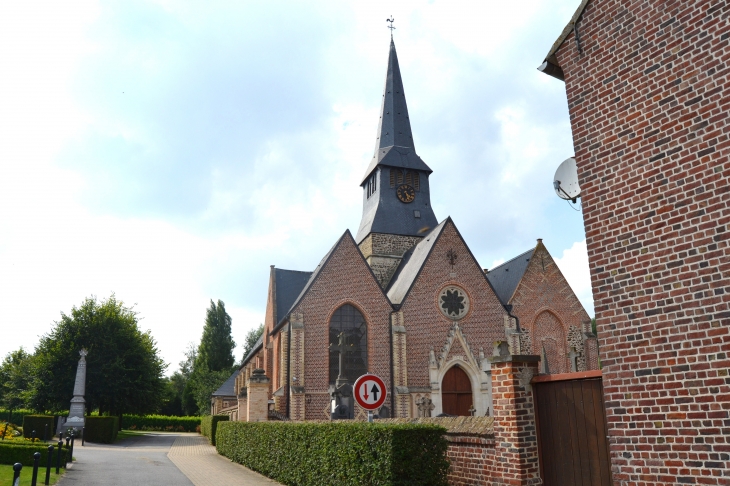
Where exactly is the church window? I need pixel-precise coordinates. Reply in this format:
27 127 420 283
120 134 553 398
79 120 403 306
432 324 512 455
329 304 368 385
438 286 470 320
390 169 396 187
396 170 403 185
405 172 412 185
413 173 420 191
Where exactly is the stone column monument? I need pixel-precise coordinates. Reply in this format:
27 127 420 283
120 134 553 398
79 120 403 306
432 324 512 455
62 349 88 435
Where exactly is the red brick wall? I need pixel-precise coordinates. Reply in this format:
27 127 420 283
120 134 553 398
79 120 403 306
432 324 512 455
445 435 498 486
509 242 592 374
555 1 730 483
490 357 542 485
400 221 508 389
289 232 394 420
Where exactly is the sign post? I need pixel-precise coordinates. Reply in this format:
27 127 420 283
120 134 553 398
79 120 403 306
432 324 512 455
353 374 388 423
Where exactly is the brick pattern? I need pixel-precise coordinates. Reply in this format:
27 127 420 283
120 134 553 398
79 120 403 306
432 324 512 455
399 222 509 393
490 357 542 485
554 1 730 484
288 233 394 420
508 243 593 375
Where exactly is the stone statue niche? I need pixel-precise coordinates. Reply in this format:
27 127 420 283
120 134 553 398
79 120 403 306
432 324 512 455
329 331 354 420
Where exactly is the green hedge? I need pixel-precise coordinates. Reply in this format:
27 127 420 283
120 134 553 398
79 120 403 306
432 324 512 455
22 415 55 440
0 410 33 426
200 415 228 445
0 443 68 466
121 414 200 432
216 421 449 486
84 416 119 444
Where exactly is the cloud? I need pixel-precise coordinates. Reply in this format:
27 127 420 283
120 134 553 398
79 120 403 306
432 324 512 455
553 240 594 316
0 0 593 370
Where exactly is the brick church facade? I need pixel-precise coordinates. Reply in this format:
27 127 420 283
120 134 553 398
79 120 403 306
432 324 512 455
212 38 597 424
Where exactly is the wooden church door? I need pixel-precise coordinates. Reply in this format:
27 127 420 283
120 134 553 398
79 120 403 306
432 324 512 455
442 366 473 416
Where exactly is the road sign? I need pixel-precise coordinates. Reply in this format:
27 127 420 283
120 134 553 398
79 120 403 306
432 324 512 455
353 374 387 411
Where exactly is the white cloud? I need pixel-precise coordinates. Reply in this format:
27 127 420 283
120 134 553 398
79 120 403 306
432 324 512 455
553 240 594 316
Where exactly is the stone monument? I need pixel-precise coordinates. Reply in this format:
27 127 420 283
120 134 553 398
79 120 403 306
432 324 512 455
61 349 88 435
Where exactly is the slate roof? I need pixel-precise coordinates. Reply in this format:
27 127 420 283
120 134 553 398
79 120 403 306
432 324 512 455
387 220 448 305
361 39 432 184
485 248 535 305
274 269 312 324
211 369 241 397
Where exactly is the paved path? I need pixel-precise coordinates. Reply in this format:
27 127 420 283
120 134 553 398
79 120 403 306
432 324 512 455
57 432 282 486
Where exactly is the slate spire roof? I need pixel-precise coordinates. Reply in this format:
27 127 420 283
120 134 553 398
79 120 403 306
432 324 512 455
360 39 432 184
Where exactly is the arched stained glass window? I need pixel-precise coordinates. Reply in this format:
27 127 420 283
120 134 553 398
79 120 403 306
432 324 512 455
329 304 368 385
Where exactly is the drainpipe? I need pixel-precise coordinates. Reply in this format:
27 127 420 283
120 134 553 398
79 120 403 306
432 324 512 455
285 319 291 419
504 304 521 333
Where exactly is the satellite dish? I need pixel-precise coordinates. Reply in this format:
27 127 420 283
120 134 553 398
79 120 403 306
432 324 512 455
553 157 580 202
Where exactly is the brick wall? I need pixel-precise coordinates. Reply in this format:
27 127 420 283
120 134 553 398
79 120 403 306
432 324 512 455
508 241 594 374
398 220 508 417
288 232 394 420
554 1 730 483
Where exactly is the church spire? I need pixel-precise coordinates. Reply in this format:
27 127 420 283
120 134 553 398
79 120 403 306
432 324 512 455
360 38 432 185
374 39 415 152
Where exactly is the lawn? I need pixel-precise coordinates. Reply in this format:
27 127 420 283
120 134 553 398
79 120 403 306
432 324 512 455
0 464 63 485
115 430 149 442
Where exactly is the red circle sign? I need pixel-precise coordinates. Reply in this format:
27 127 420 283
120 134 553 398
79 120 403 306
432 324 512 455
353 374 388 411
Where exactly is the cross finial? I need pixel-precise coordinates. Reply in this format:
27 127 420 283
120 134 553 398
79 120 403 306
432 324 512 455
386 16 395 39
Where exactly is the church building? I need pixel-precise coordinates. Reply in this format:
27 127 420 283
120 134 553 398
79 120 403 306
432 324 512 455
212 38 597 421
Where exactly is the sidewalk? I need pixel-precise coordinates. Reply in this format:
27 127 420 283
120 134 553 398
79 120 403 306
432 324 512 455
168 435 282 486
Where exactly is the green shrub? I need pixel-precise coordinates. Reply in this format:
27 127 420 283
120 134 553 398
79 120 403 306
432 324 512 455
22 416 55 440
0 443 68 466
216 421 449 486
121 414 200 432
200 415 228 445
84 416 119 444
0 410 33 426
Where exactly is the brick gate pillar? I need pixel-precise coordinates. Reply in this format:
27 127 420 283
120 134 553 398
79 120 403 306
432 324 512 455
490 355 542 486
247 369 270 422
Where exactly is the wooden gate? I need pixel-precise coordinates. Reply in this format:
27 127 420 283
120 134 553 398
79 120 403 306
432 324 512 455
532 370 612 486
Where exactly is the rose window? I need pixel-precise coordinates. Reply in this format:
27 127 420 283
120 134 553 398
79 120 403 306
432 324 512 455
439 286 469 320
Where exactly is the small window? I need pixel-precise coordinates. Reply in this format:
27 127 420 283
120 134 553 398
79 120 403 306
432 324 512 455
396 170 403 185
405 172 412 185
390 169 396 187
414 173 420 191
367 173 377 199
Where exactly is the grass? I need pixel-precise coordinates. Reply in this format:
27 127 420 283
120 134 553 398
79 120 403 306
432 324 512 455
0 464 63 485
114 430 149 442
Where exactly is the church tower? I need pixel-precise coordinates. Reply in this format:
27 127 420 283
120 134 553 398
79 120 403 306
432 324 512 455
356 39 439 288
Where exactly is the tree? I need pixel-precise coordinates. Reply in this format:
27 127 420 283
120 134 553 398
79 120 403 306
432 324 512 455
241 323 264 363
31 295 167 417
0 348 34 411
196 300 235 372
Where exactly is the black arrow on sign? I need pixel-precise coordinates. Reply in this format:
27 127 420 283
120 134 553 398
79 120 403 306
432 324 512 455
371 384 379 402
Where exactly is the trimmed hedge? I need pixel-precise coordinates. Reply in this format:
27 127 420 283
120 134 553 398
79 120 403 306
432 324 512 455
216 421 449 486
84 416 119 444
22 415 55 440
0 443 68 466
121 414 200 432
200 415 228 445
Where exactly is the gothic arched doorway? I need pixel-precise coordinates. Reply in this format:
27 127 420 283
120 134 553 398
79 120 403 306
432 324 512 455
441 365 473 416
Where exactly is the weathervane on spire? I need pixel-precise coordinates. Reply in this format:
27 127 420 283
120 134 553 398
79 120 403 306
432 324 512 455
387 16 395 38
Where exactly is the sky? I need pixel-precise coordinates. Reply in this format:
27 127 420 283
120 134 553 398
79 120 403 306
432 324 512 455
0 0 589 374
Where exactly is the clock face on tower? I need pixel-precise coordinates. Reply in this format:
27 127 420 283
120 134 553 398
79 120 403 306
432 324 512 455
396 184 416 203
